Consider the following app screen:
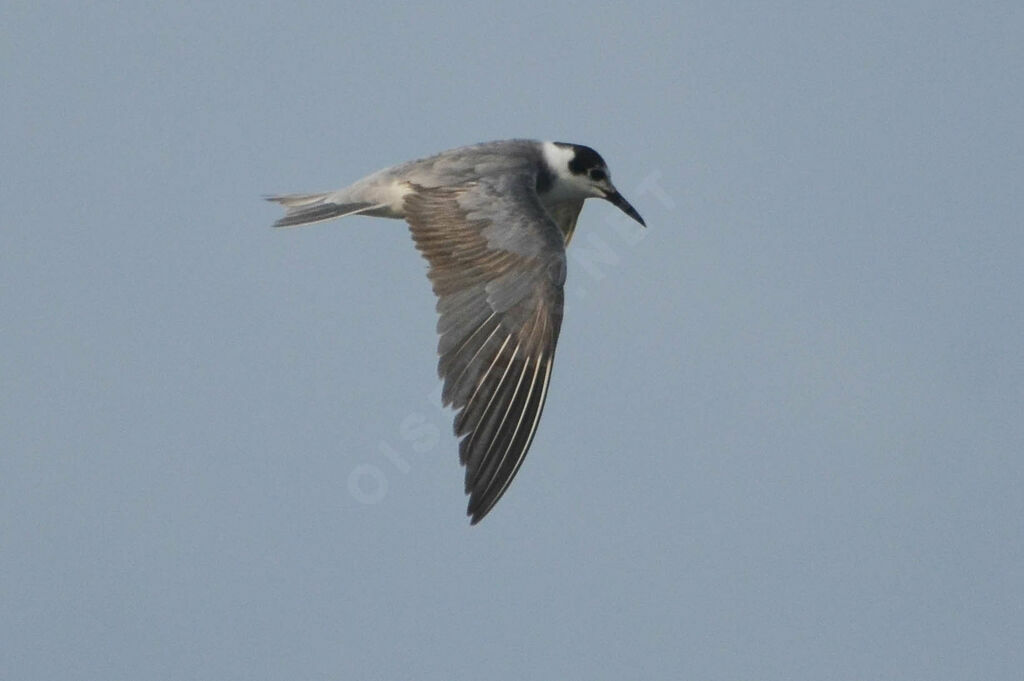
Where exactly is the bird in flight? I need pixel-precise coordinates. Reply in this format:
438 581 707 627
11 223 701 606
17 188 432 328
268 140 645 523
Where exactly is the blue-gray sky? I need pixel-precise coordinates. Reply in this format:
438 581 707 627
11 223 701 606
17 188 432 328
3 2 1022 679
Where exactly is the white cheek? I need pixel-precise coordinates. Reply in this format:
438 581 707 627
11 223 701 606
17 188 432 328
572 176 601 199
584 178 609 198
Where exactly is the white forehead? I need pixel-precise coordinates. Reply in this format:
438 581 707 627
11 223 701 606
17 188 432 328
541 141 577 173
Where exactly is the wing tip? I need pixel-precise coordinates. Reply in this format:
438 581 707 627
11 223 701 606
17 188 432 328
467 501 494 525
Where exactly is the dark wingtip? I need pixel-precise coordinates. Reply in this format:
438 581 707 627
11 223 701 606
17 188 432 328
467 497 496 525
467 501 486 525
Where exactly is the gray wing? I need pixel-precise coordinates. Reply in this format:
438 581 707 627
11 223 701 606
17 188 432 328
404 174 568 524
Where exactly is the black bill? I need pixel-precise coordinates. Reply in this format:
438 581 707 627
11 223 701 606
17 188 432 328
604 189 646 227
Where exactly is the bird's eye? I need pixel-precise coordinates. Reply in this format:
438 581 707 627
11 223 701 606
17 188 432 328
589 169 607 182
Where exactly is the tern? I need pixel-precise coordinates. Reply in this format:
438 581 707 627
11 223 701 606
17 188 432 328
268 140 645 523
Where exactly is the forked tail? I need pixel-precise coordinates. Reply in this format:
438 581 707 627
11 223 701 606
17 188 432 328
265 192 382 228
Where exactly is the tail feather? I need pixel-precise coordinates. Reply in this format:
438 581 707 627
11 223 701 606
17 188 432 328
265 192 382 228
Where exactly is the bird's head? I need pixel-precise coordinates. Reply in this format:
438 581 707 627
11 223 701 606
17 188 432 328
542 141 646 227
